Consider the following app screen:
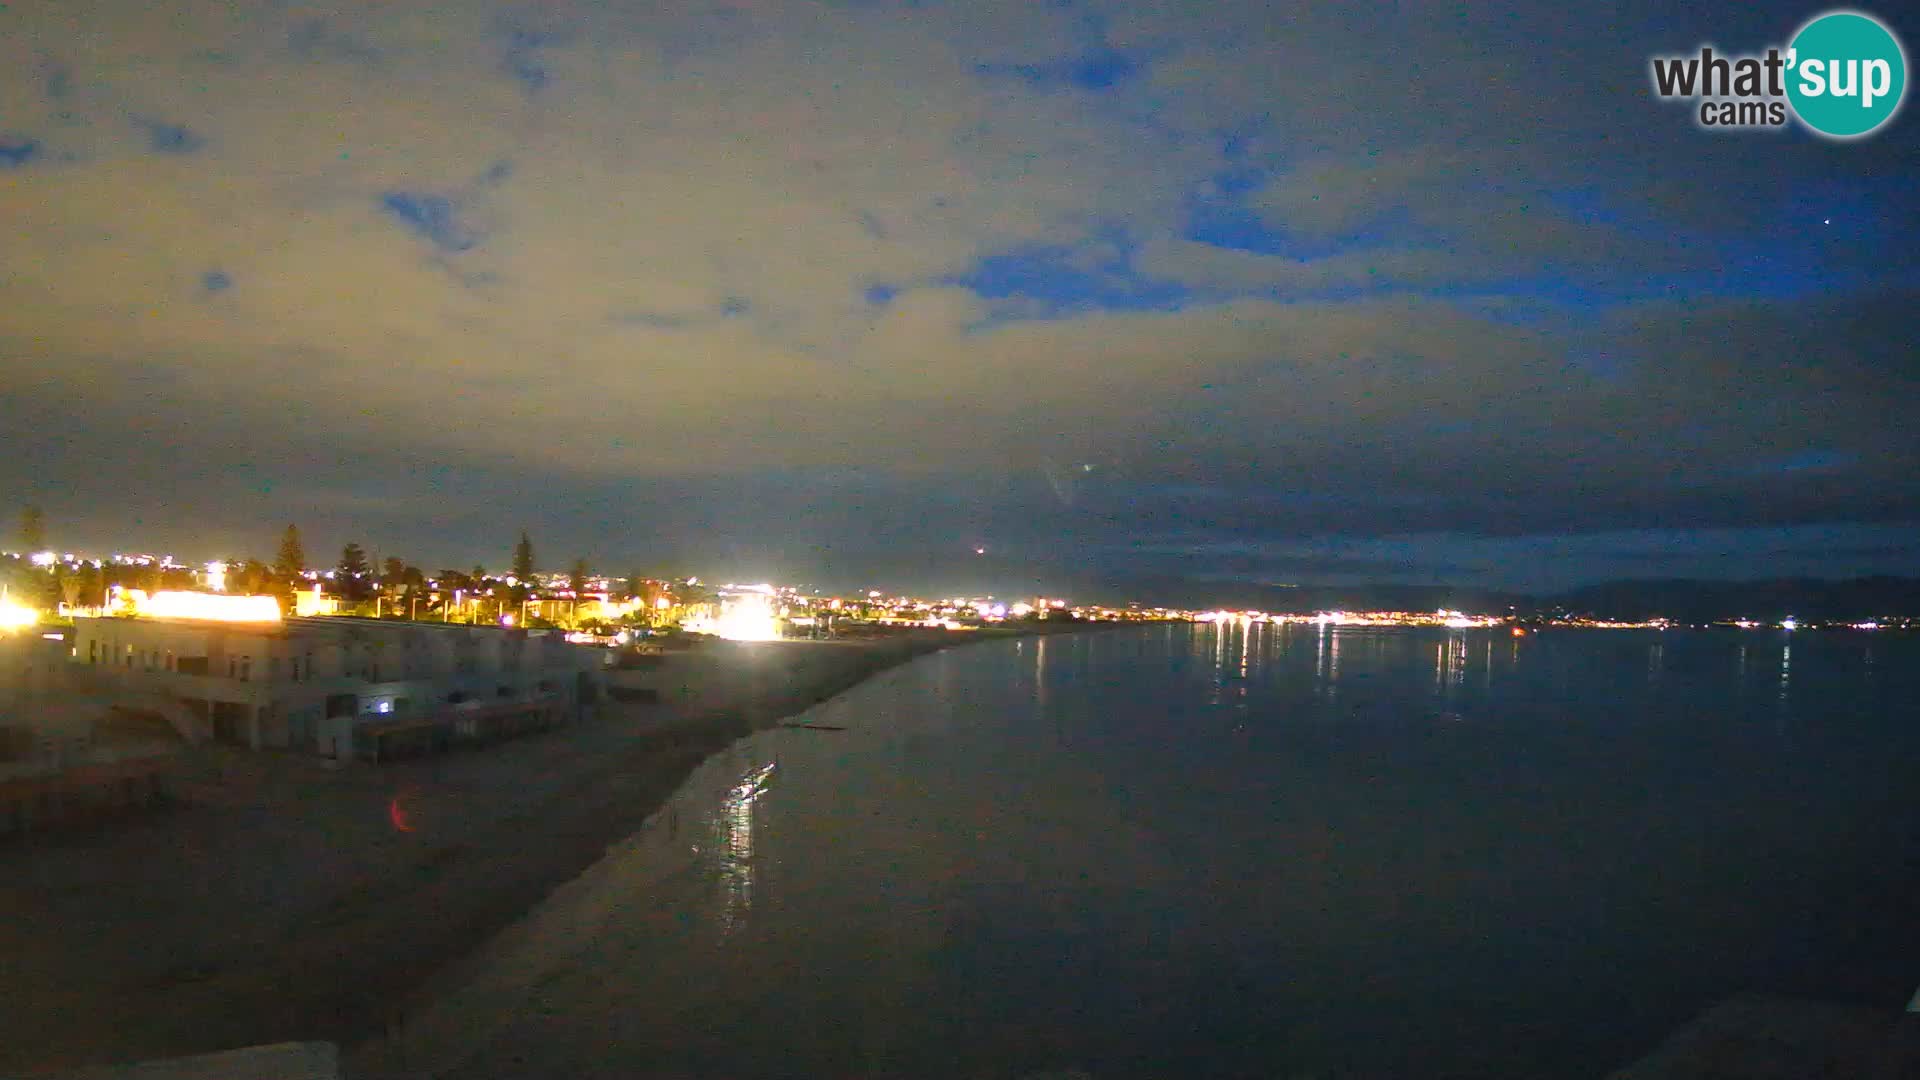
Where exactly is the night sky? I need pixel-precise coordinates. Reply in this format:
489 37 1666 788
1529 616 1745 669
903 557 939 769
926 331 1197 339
2 1 1915 597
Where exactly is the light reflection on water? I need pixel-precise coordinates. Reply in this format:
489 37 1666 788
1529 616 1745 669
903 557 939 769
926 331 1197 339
712 760 776 937
426 625 1920 1080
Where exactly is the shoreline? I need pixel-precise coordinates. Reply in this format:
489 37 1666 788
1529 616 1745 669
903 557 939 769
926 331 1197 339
0 623 1123 1076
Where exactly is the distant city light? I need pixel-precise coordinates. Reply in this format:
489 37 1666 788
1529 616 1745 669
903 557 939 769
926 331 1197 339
29 551 56 567
1781 618 1798 631
204 560 228 593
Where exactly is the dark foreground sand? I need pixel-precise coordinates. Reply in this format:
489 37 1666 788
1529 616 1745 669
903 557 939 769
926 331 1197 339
0 628 1088 1075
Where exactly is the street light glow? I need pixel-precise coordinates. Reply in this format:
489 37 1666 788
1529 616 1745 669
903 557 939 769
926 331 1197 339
692 593 780 641
0 598 39 631
139 591 282 622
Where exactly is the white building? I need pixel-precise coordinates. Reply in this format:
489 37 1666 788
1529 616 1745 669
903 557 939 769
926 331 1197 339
71 615 606 760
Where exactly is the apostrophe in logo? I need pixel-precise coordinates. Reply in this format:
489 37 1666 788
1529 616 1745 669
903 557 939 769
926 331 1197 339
1786 10 1907 138
1648 9 1907 139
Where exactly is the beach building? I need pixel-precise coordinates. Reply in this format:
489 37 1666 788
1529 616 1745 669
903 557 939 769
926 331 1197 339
2 627 178 835
70 610 606 760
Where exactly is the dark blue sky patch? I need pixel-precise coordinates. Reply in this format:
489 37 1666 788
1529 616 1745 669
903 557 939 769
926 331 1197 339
1762 450 1858 475
381 192 476 252
505 52 550 93
951 230 1191 318
41 59 72 100
138 119 205 154
1066 46 1135 90
1204 163 1269 199
1186 190 1422 262
863 283 897 306
201 269 233 293
720 296 751 318
975 44 1148 93
0 137 41 168
502 29 556 93
1543 186 1626 227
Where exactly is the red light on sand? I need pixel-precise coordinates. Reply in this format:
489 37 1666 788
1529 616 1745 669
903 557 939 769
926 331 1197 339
388 794 414 833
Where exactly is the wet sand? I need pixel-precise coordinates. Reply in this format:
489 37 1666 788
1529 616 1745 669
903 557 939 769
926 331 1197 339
0 628 1091 1075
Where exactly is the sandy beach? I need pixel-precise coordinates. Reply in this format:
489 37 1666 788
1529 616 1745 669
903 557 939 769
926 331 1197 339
0 627 1094 1075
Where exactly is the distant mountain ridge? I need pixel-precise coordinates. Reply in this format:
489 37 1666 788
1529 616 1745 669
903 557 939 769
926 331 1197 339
1543 576 1920 622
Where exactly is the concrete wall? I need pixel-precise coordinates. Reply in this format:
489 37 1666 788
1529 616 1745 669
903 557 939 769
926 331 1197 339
0 630 71 714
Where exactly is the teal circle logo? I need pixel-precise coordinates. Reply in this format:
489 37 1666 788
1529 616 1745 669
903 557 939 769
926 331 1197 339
1786 10 1907 138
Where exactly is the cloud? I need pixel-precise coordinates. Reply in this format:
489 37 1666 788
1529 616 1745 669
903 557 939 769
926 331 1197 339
286 18 385 65
0 0 1912 590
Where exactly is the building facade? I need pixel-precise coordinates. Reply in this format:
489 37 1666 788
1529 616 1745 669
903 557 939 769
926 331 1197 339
70 616 606 759
3 627 177 835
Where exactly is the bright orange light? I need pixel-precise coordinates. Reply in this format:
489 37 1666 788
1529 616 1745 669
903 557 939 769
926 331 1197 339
138 591 282 622
0 598 38 631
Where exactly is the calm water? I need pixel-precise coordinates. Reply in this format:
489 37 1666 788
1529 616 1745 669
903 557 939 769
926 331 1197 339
437 625 1920 1079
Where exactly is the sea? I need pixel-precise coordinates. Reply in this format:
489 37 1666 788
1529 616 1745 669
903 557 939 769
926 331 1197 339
431 623 1920 1079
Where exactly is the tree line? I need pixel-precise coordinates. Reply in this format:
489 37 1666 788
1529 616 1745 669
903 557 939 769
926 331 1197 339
7 507 667 620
